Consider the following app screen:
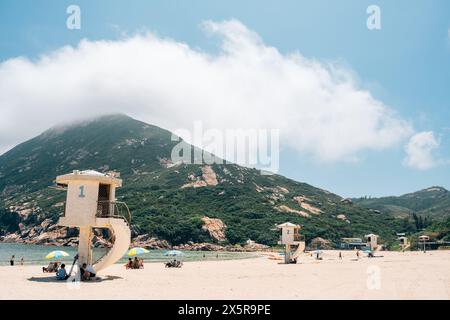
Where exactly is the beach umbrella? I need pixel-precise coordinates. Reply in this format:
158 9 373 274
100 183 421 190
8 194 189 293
45 250 70 259
127 247 150 257
164 250 183 256
312 250 323 254
363 249 373 254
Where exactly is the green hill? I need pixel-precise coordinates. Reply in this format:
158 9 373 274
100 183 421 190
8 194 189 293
353 187 450 219
0 114 410 247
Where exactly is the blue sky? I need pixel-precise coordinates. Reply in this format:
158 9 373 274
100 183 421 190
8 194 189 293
0 0 449 197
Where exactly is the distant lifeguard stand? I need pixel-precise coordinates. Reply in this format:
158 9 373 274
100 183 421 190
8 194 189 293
56 170 131 273
397 233 410 251
365 234 379 251
276 222 305 264
418 235 430 253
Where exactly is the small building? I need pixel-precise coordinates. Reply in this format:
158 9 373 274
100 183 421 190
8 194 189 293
339 237 364 250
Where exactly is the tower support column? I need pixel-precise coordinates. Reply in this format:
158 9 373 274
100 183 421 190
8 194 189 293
78 226 93 265
285 244 291 264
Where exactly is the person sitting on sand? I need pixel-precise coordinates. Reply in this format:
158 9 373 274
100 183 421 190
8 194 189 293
132 257 140 269
84 264 96 280
43 261 59 273
125 258 133 269
79 263 96 280
56 264 69 280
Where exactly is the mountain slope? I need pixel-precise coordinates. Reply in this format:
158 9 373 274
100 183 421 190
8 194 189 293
0 114 407 247
353 187 450 219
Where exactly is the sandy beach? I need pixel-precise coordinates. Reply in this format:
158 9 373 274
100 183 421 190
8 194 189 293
1 250 449 300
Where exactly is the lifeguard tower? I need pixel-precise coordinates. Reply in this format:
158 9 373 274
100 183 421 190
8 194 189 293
56 170 131 273
365 233 379 251
276 222 305 264
397 233 410 251
418 235 430 252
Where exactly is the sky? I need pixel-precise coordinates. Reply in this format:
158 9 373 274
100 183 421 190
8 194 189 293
0 0 449 197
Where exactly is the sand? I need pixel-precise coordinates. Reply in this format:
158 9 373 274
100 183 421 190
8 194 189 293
1 250 449 299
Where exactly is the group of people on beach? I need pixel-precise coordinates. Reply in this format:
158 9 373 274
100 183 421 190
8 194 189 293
51 262 97 281
40 253 97 281
125 257 144 269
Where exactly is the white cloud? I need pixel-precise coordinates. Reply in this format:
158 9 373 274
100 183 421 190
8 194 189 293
403 131 440 170
0 19 413 162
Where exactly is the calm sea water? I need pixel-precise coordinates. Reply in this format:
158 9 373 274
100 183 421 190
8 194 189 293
0 243 256 266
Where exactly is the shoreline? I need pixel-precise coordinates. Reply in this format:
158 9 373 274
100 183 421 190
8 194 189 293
0 242 261 266
1 250 449 299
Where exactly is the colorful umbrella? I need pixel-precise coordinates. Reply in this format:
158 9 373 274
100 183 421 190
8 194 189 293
127 247 149 257
164 250 183 256
45 250 70 259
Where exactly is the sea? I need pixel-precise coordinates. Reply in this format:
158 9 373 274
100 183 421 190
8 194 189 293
0 243 256 266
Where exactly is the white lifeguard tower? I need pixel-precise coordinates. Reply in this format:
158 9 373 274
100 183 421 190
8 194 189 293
276 222 305 264
397 234 410 251
56 170 131 273
365 233 379 251
418 235 430 253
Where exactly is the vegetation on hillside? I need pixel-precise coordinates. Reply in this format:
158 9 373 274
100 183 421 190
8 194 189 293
0 114 433 248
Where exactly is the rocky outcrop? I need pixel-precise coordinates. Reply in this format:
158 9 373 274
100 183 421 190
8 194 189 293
181 166 218 188
181 180 208 188
174 242 225 251
274 205 310 218
131 233 171 249
310 237 332 249
337 214 350 223
172 241 269 252
201 166 218 186
293 196 322 215
243 239 270 251
159 157 176 168
201 217 226 242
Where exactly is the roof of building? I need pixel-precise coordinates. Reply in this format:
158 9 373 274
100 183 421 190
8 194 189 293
276 222 301 229
55 169 122 186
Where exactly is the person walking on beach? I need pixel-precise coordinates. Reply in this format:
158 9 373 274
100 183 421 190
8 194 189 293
356 250 360 259
20 257 24 266
339 252 342 260
10 255 15 266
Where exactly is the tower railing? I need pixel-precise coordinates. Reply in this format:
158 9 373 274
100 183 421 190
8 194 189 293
96 200 131 225
278 234 305 243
